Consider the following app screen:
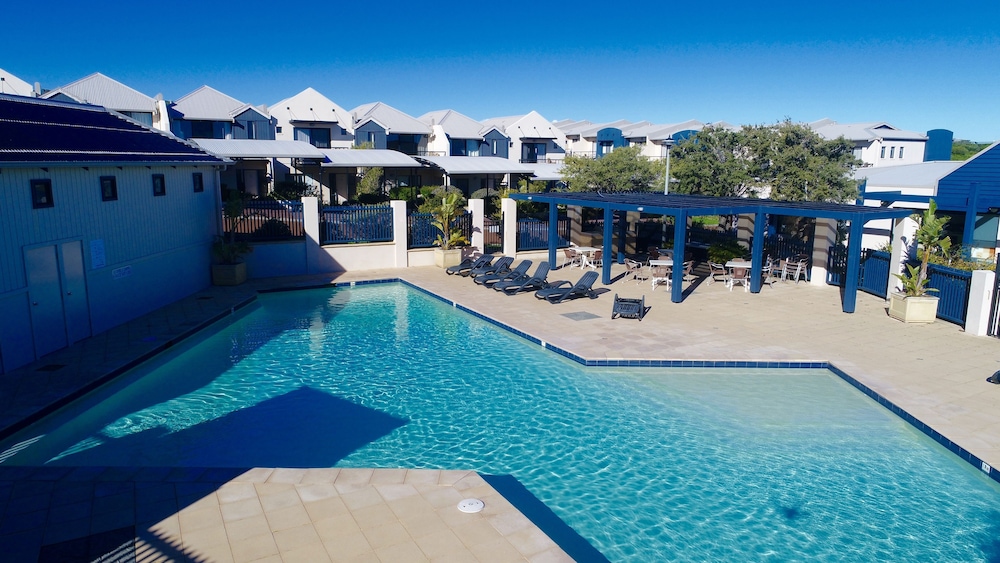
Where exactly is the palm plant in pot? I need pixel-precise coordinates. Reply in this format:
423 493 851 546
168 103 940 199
888 200 951 323
429 189 469 268
211 196 253 285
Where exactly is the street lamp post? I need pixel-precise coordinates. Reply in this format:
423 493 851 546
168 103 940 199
662 136 675 195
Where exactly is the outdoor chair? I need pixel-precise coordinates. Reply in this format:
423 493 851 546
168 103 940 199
475 260 531 287
650 264 671 290
727 260 750 292
623 258 645 284
447 254 493 276
708 262 728 284
760 258 777 288
611 294 646 321
781 257 808 283
495 262 550 294
681 261 696 283
535 270 600 303
646 246 660 264
588 250 603 270
560 248 581 269
469 256 512 278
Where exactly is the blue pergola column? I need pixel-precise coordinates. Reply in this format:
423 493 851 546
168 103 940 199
750 211 766 293
842 219 865 313
670 210 687 303
548 202 558 268
617 210 628 263
602 205 614 284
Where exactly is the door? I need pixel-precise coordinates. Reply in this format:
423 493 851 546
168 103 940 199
59 241 91 345
25 246 67 357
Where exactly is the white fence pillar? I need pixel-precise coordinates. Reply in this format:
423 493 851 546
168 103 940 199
965 270 995 336
302 196 320 274
811 218 837 286
737 214 754 249
887 217 907 297
468 198 485 255
390 200 408 268
502 198 518 257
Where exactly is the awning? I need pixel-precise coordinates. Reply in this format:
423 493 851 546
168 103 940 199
192 139 324 159
414 155 535 175
320 149 420 168
530 163 564 181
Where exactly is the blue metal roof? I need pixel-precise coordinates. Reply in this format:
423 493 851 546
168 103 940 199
0 94 226 166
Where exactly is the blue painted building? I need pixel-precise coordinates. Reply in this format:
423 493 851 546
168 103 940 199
169 86 275 141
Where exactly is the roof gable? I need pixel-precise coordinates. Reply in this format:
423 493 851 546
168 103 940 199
0 68 34 97
270 87 352 128
41 72 155 113
172 85 246 121
419 109 487 139
352 102 430 135
482 110 561 140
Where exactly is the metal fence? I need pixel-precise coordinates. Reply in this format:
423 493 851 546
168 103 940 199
321 205 393 244
227 199 305 242
517 218 570 251
407 212 472 249
484 217 502 253
927 264 972 324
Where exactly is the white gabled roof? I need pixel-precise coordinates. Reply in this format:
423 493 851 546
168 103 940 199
270 87 353 128
481 110 561 140
419 109 488 140
854 161 964 190
192 139 325 159
811 120 927 142
415 155 535 175
172 85 251 121
320 149 421 168
0 68 34 97
625 120 705 141
353 102 430 135
41 72 155 113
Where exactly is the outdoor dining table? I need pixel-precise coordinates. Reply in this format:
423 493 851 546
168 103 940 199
573 246 599 269
649 258 673 289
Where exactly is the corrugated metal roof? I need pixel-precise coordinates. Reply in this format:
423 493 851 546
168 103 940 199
415 156 534 174
0 68 34 97
320 149 420 167
812 121 927 142
529 162 564 181
172 86 247 121
270 88 352 128
855 161 964 190
419 109 485 140
41 73 155 113
624 120 705 140
353 102 430 135
0 94 225 165
193 139 324 159
481 111 561 140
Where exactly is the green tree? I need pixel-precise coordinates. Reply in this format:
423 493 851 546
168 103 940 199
951 140 990 161
670 125 760 198
561 145 662 192
356 167 384 196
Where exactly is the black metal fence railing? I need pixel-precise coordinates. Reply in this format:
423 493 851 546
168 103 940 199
484 217 502 253
226 199 306 242
517 218 570 251
321 205 393 244
407 212 472 249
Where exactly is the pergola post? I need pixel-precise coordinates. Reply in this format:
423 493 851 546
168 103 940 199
548 202 558 268
843 219 864 313
750 212 766 293
617 210 628 263
671 210 687 303
602 205 614 285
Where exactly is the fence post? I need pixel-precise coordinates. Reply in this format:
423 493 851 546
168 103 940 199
965 270 995 336
502 198 518 257
302 196 320 274
468 198 485 255
737 214 754 250
887 216 907 297
811 218 837 286
390 200 408 268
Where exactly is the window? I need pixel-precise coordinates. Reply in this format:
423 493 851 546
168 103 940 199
100 176 118 201
890 147 895 158
492 140 498 155
899 147 905 159
294 127 331 148
245 121 256 140
192 172 204 193
152 174 166 196
190 121 214 139
31 179 53 208
880 146 886 158
276 126 282 134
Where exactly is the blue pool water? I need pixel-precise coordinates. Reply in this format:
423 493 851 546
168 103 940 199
3 283 1000 561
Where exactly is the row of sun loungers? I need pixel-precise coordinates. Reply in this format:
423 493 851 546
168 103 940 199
449 254 599 303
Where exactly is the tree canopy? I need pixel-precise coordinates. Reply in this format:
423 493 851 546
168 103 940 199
670 121 862 203
561 145 664 192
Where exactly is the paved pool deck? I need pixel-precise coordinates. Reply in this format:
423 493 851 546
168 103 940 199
2 262 1000 561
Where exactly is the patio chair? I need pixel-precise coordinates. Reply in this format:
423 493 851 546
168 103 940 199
622 258 644 284
587 250 603 270
650 264 671 290
560 248 581 269
495 262 550 294
761 257 779 288
681 261 696 283
646 246 660 264
727 260 750 292
611 294 646 321
781 257 808 283
446 254 493 276
469 256 512 278
475 260 531 287
708 262 728 285
535 270 600 303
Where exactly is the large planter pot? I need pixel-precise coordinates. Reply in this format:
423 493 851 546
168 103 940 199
434 248 463 269
211 262 247 286
887 292 939 323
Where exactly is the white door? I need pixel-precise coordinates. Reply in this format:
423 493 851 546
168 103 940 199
59 241 91 345
25 246 67 357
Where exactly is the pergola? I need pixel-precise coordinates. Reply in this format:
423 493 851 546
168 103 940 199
508 192 914 313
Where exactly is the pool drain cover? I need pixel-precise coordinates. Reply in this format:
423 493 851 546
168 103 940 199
458 498 485 513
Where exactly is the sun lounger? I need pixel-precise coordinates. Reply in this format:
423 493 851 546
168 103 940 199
469 256 512 278
534 270 600 303
447 254 494 276
494 262 550 294
611 294 645 321
475 260 531 287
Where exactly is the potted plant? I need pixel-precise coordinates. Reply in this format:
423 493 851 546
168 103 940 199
888 200 951 323
211 196 253 285
430 190 469 268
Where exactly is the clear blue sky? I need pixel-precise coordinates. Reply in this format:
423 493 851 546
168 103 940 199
4 1 999 141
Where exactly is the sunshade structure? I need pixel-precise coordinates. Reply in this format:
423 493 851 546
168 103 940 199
508 191 915 313
320 149 421 168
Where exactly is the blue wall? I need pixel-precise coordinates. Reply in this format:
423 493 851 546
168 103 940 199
936 143 1000 246
233 108 276 140
925 129 954 161
483 130 509 158
354 121 387 149
596 128 626 158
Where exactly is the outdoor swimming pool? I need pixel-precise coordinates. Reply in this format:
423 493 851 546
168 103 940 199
3 283 1000 561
